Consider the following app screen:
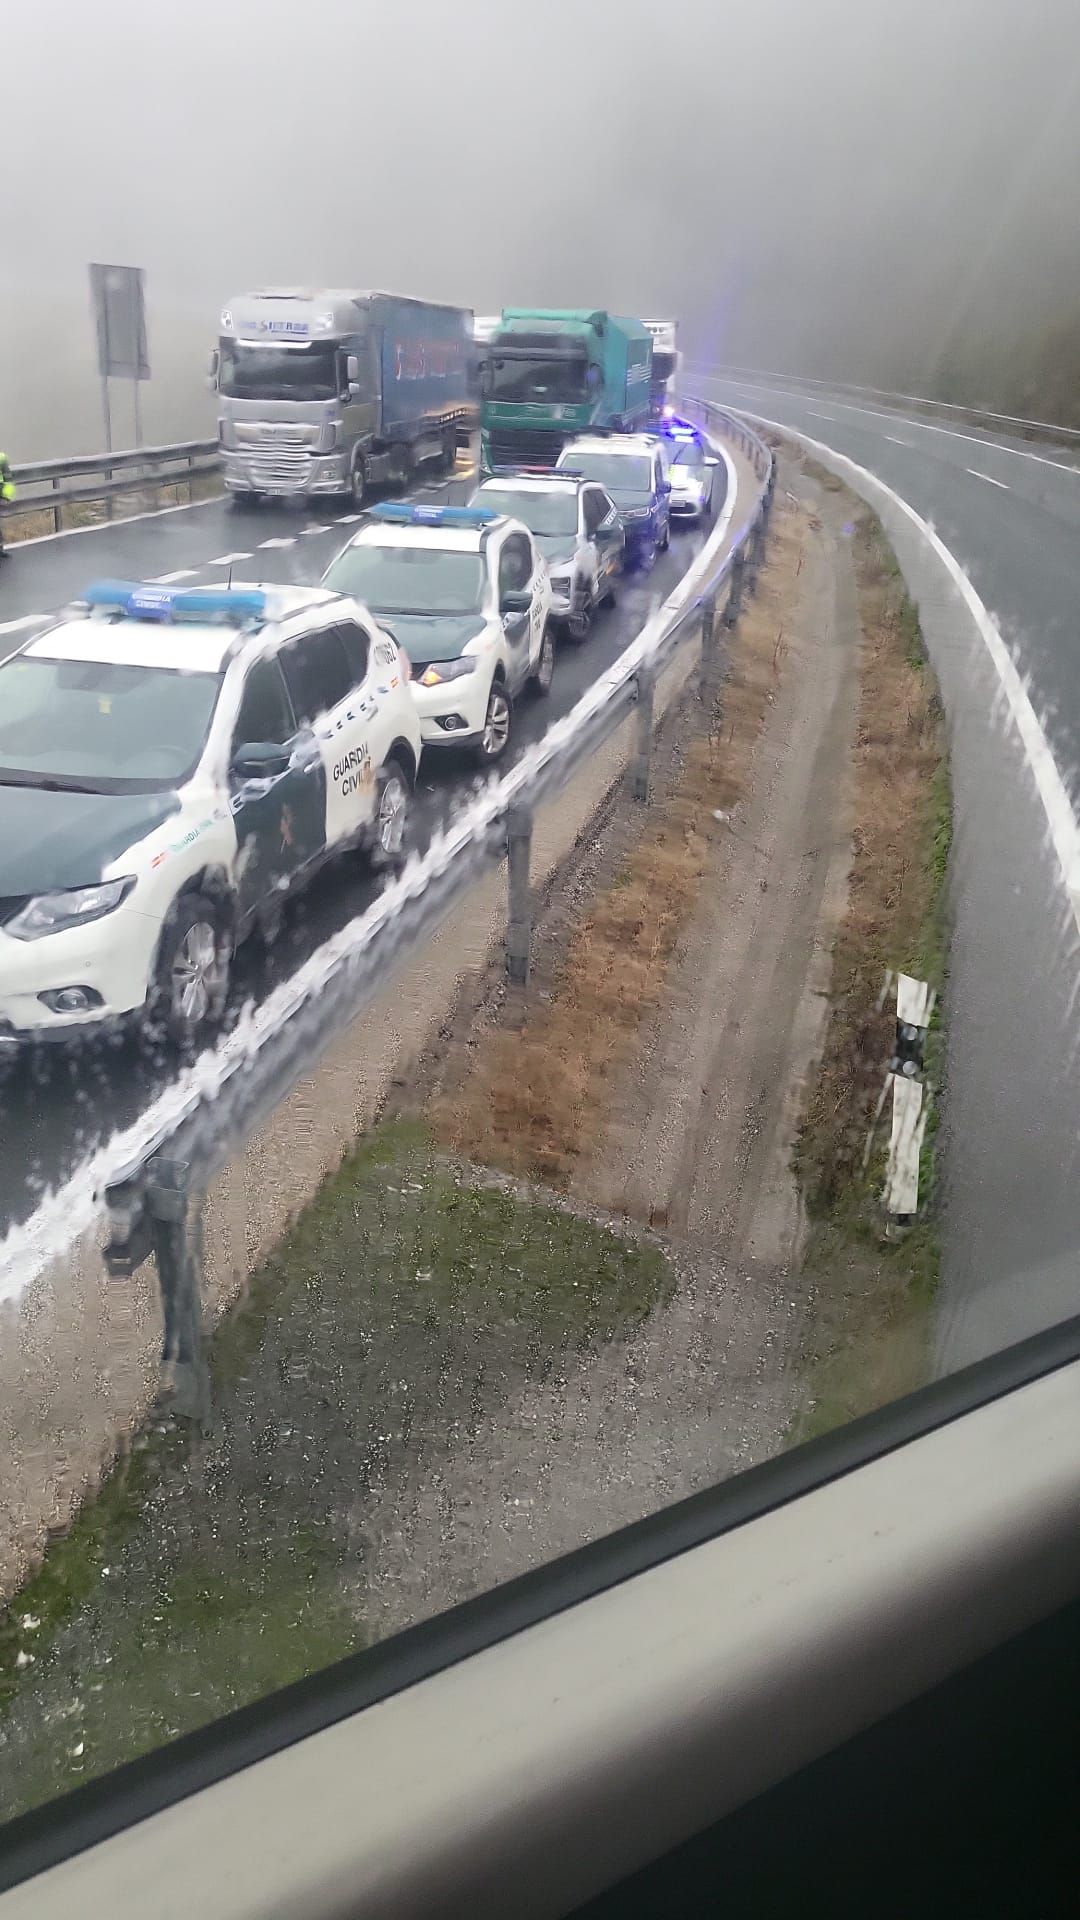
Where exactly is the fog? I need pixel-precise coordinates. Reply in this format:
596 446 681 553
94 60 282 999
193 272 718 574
3 0 1079 455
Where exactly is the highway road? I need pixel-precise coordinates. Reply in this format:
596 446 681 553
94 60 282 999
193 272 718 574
693 370 1080 1373
0 456 714 1237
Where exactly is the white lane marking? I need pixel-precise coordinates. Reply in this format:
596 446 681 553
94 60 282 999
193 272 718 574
806 407 835 420
300 524 331 536
151 568 198 583
5 490 226 548
885 435 910 446
257 536 297 549
717 379 1080 476
966 467 1009 490
336 513 363 525
0 613 49 637
206 551 252 565
735 406 1080 935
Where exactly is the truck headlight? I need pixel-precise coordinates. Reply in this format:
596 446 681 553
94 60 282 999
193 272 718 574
7 877 136 941
419 658 478 687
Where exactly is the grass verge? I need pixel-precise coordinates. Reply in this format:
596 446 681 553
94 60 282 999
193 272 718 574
792 483 951 1440
0 1121 669 1817
436 498 805 1186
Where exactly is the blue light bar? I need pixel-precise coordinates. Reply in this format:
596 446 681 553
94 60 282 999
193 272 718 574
368 501 499 529
83 580 269 625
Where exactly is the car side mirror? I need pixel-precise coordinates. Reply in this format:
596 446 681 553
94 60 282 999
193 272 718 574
501 589 531 615
660 479 672 495
231 740 291 781
206 348 219 393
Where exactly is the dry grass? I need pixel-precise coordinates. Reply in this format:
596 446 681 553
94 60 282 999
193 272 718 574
436 501 807 1185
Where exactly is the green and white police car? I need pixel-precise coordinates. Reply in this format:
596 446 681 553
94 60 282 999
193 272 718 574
322 502 553 764
0 579 421 1051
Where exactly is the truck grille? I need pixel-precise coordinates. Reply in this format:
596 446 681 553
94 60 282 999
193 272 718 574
247 441 313 487
486 427 568 467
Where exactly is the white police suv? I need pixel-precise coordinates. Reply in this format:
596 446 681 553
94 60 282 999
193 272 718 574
468 470 624 642
0 579 421 1051
322 502 553 764
657 419 721 524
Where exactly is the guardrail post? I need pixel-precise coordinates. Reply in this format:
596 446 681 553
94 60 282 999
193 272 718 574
726 546 746 627
104 465 114 524
506 802 533 986
51 474 61 535
746 508 764 596
632 665 656 802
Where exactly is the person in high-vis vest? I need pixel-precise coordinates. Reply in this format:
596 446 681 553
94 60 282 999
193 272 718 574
0 450 14 558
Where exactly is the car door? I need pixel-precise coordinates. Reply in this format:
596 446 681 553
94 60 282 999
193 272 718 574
497 531 535 692
228 653 327 930
584 486 621 588
654 449 671 538
279 621 372 849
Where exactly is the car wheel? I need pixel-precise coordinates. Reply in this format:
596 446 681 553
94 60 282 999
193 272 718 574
440 431 457 474
568 589 594 642
230 491 263 510
147 893 231 1053
529 623 556 693
476 681 512 763
372 755 412 868
350 458 367 509
659 517 670 551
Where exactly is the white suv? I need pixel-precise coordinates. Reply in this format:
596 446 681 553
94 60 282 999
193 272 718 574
0 580 421 1051
323 502 553 763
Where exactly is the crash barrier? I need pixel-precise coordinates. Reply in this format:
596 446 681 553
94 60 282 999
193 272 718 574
1 440 221 537
0 400 773 1414
686 361 1080 448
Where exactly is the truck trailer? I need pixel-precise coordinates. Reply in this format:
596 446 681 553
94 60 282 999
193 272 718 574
211 287 476 507
480 310 652 469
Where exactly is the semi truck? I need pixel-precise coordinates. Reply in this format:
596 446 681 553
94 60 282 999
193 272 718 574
210 288 476 507
642 318 680 418
480 310 652 469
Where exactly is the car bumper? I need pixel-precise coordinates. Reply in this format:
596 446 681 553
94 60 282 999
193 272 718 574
411 671 492 746
222 452 347 496
670 491 706 517
0 904 161 1045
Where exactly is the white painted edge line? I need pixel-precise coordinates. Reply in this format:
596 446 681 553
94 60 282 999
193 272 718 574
718 380 1080 477
965 468 1009 490
7 489 227 548
205 551 252 566
151 568 198 584
0 418 762 1306
884 435 910 447
734 407 1080 937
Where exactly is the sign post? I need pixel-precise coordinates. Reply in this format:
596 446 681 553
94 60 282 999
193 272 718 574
89 263 150 450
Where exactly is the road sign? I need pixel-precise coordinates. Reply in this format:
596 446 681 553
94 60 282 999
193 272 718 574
88 263 150 451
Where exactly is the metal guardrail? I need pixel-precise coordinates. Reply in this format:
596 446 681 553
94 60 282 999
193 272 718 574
2 439 221 536
0 400 773 1413
690 363 1080 447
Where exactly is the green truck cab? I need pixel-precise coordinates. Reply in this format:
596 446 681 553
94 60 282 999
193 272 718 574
480 310 652 470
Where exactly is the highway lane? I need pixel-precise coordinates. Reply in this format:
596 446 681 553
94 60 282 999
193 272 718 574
0 458 716 1234
694 370 1080 1372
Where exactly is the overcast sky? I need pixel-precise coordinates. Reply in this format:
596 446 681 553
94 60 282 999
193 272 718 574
3 0 1079 454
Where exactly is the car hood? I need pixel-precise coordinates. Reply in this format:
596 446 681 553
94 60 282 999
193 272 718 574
0 782 181 897
374 612 488 667
670 467 704 490
535 536 577 566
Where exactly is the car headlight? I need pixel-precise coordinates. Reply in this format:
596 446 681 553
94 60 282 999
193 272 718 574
6 876 136 941
418 657 478 687
548 564 575 587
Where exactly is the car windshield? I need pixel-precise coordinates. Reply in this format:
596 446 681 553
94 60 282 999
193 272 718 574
487 354 588 403
666 439 705 469
0 655 221 791
323 543 486 614
218 339 339 401
562 452 653 492
476 488 578 536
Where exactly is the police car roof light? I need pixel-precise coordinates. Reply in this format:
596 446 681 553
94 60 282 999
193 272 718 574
83 580 270 626
368 502 499 528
